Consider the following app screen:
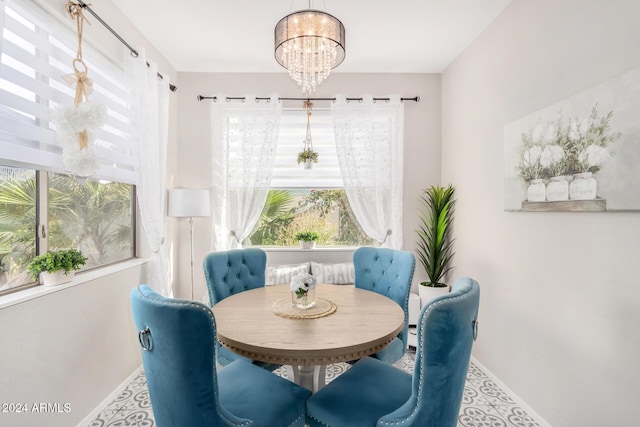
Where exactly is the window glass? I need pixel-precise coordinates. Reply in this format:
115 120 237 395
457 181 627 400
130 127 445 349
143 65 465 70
0 166 36 292
248 189 375 247
48 174 134 268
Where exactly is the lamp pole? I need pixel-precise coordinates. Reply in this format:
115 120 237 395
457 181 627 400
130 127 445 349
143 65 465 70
188 216 195 300
168 188 211 301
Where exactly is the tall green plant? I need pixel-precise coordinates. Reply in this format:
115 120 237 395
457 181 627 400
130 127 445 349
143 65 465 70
416 185 456 288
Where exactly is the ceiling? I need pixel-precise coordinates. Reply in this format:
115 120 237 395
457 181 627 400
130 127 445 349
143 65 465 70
110 0 513 74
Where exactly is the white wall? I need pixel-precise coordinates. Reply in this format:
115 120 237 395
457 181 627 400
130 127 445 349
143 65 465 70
175 72 441 301
441 1 640 425
0 1 179 425
0 264 146 427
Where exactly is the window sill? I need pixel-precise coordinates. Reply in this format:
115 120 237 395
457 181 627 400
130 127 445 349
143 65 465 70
0 258 148 310
260 247 360 252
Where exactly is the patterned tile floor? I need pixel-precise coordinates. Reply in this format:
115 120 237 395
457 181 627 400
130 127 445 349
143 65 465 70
87 350 542 427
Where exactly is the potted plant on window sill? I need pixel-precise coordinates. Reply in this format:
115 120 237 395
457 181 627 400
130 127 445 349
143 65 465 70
295 231 319 249
416 185 456 307
27 249 88 286
297 149 319 170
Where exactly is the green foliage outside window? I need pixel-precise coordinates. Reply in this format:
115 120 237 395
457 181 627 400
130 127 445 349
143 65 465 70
249 189 375 247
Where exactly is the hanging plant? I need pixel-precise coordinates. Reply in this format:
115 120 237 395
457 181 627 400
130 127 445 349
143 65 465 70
51 1 107 178
297 148 319 164
296 100 319 167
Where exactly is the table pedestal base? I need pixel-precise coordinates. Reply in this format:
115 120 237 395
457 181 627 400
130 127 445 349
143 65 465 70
286 365 326 392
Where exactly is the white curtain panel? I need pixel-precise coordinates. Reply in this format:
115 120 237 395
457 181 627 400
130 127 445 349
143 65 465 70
0 1 4 57
210 95 281 250
332 95 405 249
125 49 171 295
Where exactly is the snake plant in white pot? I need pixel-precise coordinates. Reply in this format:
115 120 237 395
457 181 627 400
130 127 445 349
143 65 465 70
416 185 456 307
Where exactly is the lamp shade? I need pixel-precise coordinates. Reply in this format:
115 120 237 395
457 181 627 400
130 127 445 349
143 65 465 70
168 188 211 217
274 9 345 94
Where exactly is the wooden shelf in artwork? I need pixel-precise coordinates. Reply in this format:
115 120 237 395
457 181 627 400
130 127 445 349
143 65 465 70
521 198 607 212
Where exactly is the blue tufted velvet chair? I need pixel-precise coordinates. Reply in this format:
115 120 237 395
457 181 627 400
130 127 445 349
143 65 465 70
306 277 480 427
353 246 416 364
131 285 311 427
203 248 267 305
203 248 278 369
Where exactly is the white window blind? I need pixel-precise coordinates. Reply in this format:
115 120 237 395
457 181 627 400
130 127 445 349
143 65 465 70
271 108 343 188
0 0 135 183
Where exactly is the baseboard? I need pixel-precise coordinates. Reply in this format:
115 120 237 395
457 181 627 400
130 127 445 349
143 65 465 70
470 356 553 427
76 366 144 427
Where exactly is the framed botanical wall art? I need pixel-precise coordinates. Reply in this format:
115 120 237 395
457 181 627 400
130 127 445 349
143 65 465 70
504 66 640 212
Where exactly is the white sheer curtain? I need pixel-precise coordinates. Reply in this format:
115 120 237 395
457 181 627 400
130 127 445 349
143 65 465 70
125 49 171 295
210 95 281 250
332 95 405 249
0 1 4 56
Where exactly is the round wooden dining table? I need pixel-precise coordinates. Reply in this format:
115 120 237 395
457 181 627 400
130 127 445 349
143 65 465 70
211 284 404 391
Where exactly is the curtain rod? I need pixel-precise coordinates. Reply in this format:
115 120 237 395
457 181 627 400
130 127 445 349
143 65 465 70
197 96 420 103
73 1 177 92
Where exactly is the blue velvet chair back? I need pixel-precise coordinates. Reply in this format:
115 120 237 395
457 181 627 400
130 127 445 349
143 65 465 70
353 247 415 350
130 285 249 427
381 277 480 427
203 248 267 305
305 277 479 427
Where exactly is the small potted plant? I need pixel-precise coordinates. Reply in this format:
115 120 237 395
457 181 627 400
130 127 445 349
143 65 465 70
294 231 319 249
415 185 455 307
297 148 319 169
27 248 88 286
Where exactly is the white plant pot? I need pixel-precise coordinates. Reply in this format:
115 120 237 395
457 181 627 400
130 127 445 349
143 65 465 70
418 283 450 308
40 270 74 286
299 240 316 249
304 159 313 169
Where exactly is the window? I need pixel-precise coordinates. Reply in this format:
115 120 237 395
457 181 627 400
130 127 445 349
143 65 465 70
0 166 135 294
0 1 136 295
248 109 375 247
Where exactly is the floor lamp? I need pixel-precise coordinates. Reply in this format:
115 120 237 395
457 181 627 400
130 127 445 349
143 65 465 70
168 188 211 300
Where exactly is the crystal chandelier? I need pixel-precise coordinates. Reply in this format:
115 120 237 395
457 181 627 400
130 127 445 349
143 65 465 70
274 3 345 94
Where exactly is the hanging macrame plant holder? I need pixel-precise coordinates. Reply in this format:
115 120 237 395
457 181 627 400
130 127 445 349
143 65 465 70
52 1 106 178
296 100 319 169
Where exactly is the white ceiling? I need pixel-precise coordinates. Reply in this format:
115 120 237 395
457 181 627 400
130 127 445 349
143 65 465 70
110 0 512 73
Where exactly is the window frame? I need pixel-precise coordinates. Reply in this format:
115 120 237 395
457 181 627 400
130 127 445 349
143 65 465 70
0 166 137 296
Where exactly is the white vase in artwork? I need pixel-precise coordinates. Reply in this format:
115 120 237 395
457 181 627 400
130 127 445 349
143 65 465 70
304 159 313 170
418 283 451 308
569 172 597 200
40 270 74 286
546 176 569 201
527 179 546 202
